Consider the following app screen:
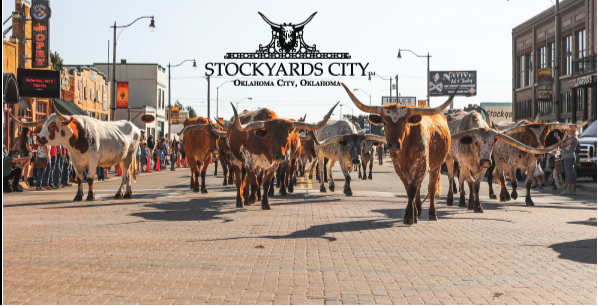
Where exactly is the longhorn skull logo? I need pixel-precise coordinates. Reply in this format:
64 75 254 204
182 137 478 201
258 12 317 53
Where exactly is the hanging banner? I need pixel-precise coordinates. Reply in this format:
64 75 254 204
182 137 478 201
116 82 129 108
537 68 553 102
171 107 180 125
30 0 51 68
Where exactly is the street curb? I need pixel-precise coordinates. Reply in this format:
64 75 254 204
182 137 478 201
581 184 597 193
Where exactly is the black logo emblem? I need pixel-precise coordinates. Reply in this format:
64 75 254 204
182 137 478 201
225 12 351 60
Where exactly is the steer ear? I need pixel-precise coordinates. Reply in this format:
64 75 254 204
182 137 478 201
407 114 423 125
368 114 383 125
254 129 267 137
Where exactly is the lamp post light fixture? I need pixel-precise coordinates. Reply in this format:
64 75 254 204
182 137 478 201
235 97 252 110
168 59 196 140
217 80 234 119
398 49 431 107
111 16 155 122
353 88 371 105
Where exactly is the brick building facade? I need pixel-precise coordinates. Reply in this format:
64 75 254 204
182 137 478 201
512 0 597 125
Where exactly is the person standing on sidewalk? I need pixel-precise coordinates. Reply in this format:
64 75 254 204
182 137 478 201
147 134 155 169
171 139 179 171
376 144 384 165
555 129 578 195
62 148 72 187
136 141 141 175
3 150 28 193
16 128 33 187
140 142 149 172
36 144 50 190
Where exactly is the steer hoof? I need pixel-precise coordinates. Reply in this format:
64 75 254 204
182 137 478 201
368 175 372 180
511 191 518 200
474 207 484 213
279 189 287 196
86 194 95 201
248 194 256 205
447 196 454 206
344 189 353 196
429 214 438 221
459 198 466 208
74 194 83 201
320 186 327 193
223 181 228 186
123 193 132 199
403 217 415 225
261 200 271 210
114 193 122 199
525 196 534 206
468 201 474 210
201 188 208 194
489 193 497 199
288 186 294 193
236 200 244 208
329 185 335 192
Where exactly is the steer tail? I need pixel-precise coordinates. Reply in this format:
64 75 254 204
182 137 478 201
132 154 138 183
421 172 442 205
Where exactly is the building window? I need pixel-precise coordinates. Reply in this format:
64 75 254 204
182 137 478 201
36 102 47 120
162 90 165 109
577 88 585 113
527 52 533 86
89 111 96 118
561 92 571 114
158 89 162 109
519 55 525 88
101 114 108 121
564 35 572 75
538 46 546 68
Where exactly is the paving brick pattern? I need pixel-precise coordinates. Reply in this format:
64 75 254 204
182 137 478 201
3 187 597 304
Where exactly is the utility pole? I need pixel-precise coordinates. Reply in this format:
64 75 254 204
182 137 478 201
395 74 399 101
207 76 210 119
554 0 561 122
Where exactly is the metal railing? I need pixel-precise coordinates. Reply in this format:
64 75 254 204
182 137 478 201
573 53 597 76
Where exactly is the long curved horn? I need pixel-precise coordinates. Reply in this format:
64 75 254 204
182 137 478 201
209 122 228 138
230 102 267 132
410 86 459 117
341 83 381 114
364 134 387 144
501 126 528 135
478 107 491 126
53 105 71 122
258 12 281 29
317 135 346 147
307 131 321 145
9 111 47 128
533 112 541 123
295 12 317 28
450 130 475 141
300 135 312 141
177 124 208 136
547 117 593 131
291 102 338 131
213 117 226 128
495 133 569 154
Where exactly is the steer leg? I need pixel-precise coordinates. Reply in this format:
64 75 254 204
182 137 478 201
487 157 497 199
358 162 363 179
525 163 535 206
114 161 128 199
213 154 218 176
368 158 373 180
415 186 422 220
278 162 288 196
276 166 282 188
463 169 475 210
188 156 201 193
509 165 519 200
428 167 442 221
232 163 244 208
256 169 263 201
288 159 296 193
74 176 84 201
341 163 352 196
445 157 455 206
327 160 335 192
458 171 467 208
268 169 275 197
200 158 210 193
220 155 228 186
473 167 487 213
246 168 258 205
317 156 326 192
261 168 276 210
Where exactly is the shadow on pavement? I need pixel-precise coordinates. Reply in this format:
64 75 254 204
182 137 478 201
567 218 597 227
130 197 237 223
549 238 597 264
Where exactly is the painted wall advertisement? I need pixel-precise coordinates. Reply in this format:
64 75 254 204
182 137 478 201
480 102 513 124
116 82 129 108
171 107 180 125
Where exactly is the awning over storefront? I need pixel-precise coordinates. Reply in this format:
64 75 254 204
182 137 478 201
3 73 20 104
53 98 88 116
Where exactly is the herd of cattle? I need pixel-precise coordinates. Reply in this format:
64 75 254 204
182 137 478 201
11 83 591 225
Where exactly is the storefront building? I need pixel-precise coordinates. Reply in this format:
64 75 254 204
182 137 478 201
62 66 111 121
512 0 597 126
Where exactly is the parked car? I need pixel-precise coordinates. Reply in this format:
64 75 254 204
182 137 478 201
577 120 597 181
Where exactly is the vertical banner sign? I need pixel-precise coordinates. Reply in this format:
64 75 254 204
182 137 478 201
116 82 129 108
417 100 427 108
30 0 51 68
218 117 224 124
537 68 553 102
171 107 180 125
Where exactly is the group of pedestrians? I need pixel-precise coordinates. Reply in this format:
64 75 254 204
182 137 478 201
3 127 74 193
532 128 581 195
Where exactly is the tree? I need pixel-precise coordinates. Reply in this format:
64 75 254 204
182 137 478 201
185 105 197 119
50 51 63 71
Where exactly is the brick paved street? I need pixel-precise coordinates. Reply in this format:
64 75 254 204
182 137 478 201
3 162 597 305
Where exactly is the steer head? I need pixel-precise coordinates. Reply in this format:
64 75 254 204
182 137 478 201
341 83 458 152
311 132 386 165
452 127 571 167
11 108 92 153
362 140 380 159
231 102 337 162
178 117 228 154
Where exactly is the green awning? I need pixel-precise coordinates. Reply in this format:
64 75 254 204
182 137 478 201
53 98 88 116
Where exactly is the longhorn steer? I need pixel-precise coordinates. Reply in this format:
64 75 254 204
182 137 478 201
11 109 140 201
227 103 337 209
446 110 568 212
309 120 386 195
342 83 457 225
178 117 228 193
492 118 591 205
358 140 379 180
212 118 235 186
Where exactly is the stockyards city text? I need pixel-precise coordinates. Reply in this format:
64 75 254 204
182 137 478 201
205 62 370 77
234 80 342 87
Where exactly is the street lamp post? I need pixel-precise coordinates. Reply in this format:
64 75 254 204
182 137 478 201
111 16 155 122
168 59 196 140
340 104 353 120
398 49 431 107
374 74 394 103
353 88 371 105
235 97 252 110
217 80 233 119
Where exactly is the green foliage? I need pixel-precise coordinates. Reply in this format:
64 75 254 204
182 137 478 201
50 51 63 71
342 114 384 136
185 105 197 119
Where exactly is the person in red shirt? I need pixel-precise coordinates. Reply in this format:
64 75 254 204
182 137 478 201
47 145 59 189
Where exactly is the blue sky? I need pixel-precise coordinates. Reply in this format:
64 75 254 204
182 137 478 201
3 0 556 122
